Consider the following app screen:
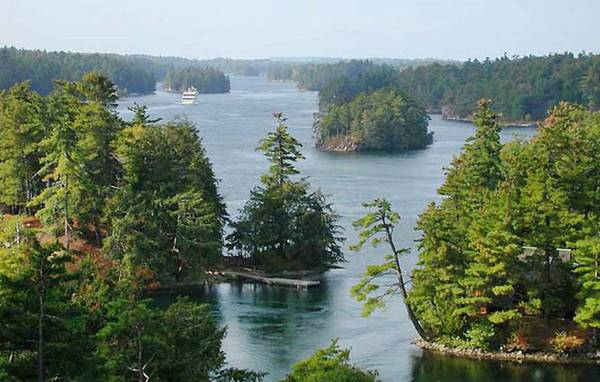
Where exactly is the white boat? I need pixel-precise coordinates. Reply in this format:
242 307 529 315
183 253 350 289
181 87 198 105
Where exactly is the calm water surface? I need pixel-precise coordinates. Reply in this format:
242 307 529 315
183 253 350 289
118 76 600 382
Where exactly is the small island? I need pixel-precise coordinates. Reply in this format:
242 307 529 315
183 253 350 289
227 112 344 272
315 89 433 152
164 66 231 93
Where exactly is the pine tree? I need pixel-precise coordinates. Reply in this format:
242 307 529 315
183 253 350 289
31 81 84 248
257 112 305 188
0 240 92 380
0 82 45 214
351 198 429 340
573 215 600 346
409 99 505 338
105 119 226 281
229 113 343 270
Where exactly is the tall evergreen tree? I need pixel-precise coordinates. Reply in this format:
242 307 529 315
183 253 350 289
105 119 226 281
229 113 343 270
31 81 84 248
0 82 45 214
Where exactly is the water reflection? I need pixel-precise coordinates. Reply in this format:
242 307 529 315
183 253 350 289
159 281 332 379
409 351 600 382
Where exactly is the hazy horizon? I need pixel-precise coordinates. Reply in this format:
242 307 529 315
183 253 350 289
3 0 599 61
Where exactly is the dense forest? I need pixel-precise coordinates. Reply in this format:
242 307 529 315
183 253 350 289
315 89 433 152
133 55 275 77
163 66 231 93
351 99 600 356
0 47 287 97
314 53 600 122
0 47 156 95
397 53 600 121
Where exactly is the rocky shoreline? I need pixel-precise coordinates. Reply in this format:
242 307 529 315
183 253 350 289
414 339 600 365
315 136 360 152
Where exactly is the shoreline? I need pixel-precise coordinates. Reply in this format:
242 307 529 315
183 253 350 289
414 339 600 365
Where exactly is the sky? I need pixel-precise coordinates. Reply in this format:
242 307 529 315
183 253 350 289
2 0 599 61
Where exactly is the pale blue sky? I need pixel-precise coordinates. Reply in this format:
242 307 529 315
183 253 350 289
2 0 598 60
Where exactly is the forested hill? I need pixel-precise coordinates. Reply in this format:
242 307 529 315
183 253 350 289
0 48 282 95
317 53 600 122
266 59 453 91
0 47 157 95
397 53 600 121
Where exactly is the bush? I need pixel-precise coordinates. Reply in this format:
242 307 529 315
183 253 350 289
550 331 585 354
464 322 496 350
505 331 530 353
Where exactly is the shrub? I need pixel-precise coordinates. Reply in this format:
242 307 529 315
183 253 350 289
551 331 585 354
505 331 530 353
464 322 496 350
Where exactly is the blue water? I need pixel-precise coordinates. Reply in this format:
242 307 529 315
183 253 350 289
118 76 598 381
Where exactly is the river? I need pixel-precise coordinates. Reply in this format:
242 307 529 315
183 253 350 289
117 76 600 382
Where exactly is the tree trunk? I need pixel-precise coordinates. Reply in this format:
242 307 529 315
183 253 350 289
37 259 45 382
383 218 430 341
135 326 146 382
64 174 69 250
15 212 21 249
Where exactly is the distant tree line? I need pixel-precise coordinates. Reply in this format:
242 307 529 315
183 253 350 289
0 46 156 95
267 60 399 92
163 66 231 93
314 53 600 122
0 47 279 96
266 59 453 92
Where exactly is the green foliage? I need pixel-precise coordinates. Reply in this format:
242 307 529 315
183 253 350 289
0 82 45 213
316 89 432 152
0 237 95 380
464 322 496 350
351 198 430 340
281 339 379 382
229 113 344 271
28 74 123 245
410 99 600 350
0 72 263 380
105 119 226 281
550 331 585 354
257 112 305 187
164 66 230 93
96 296 265 381
96 298 162 380
394 53 600 120
268 60 396 97
573 215 600 329
311 53 600 122
350 199 407 316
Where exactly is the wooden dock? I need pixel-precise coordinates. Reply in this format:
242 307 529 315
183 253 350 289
216 270 321 288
